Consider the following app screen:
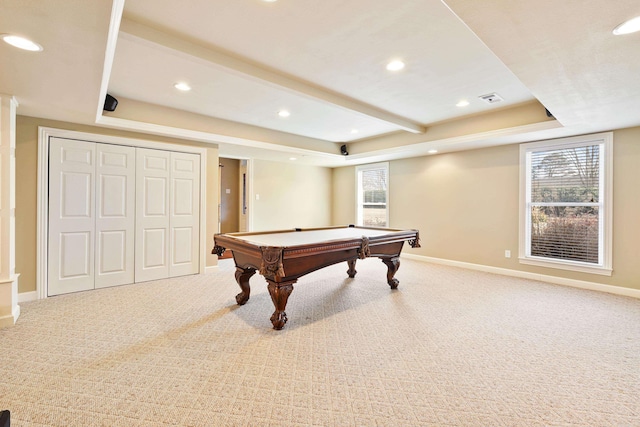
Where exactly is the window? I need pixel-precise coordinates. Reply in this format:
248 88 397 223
519 133 612 275
356 162 389 227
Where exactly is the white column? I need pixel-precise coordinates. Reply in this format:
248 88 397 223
0 94 20 328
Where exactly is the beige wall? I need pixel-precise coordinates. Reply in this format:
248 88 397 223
204 148 219 269
252 159 332 231
15 115 220 294
332 127 640 291
331 166 356 225
17 114 638 294
610 127 640 288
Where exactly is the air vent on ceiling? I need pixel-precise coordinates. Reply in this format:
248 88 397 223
478 93 503 104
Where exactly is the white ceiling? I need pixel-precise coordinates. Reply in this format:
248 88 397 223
2 0 639 167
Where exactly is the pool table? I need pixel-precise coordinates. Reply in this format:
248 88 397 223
212 225 420 329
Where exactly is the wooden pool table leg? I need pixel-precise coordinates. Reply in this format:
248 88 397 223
234 267 256 305
347 259 357 278
267 280 295 330
381 256 400 289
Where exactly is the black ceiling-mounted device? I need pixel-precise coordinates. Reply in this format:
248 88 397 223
103 94 118 112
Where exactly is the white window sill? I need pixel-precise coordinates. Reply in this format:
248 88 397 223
519 256 613 276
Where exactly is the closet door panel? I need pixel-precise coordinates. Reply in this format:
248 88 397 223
95 144 135 289
48 138 96 296
169 152 200 277
135 148 171 282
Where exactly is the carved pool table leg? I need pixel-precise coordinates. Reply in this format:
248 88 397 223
347 259 357 278
267 280 295 330
381 257 400 289
234 267 256 305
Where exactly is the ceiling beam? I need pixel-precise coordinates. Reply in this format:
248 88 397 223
119 18 426 134
96 0 126 122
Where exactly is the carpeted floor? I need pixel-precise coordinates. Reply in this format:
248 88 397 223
1 258 639 426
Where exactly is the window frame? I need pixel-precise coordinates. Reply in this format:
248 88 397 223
518 132 613 276
355 162 389 228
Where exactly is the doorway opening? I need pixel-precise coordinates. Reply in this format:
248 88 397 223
218 158 250 258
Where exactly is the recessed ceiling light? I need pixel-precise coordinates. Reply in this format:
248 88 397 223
613 16 640 35
263 0 277 2
1 34 43 51
350 129 359 134
456 100 470 107
289 157 297 161
428 149 438 154
174 82 191 91
278 110 290 117
386 60 405 71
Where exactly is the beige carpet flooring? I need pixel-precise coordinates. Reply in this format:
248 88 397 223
1 258 639 426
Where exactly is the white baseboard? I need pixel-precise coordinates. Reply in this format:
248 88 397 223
401 253 640 299
18 270 222 302
18 291 38 303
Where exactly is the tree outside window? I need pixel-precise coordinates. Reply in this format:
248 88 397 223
520 133 612 275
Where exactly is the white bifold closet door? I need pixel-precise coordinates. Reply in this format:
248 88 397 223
49 139 200 296
48 138 135 296
135 148 200 282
